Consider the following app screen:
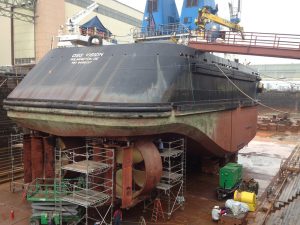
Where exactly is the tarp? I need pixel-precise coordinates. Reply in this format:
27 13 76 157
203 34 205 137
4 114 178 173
80 16 112 35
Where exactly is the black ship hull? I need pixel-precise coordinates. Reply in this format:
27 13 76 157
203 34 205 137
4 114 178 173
5 43 260 155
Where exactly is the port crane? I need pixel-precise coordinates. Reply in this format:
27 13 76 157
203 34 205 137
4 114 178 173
66 1 99 34
195 5 244 38
136 0 300 60
189 0 300 59
58 1 114 47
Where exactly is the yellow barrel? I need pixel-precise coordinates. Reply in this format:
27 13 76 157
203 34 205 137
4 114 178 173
234 190 257 211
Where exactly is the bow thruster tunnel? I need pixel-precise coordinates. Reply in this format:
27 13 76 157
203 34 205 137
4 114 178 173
116 139 162 208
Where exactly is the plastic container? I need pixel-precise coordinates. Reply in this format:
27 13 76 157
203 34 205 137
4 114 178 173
234 190 257 211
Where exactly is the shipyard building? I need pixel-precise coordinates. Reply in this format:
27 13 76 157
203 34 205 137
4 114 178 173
0 0 143 174
0 0 143 66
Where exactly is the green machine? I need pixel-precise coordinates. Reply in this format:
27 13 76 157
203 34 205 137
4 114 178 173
219 163 243 189
217 163 243 199
27 178 82 225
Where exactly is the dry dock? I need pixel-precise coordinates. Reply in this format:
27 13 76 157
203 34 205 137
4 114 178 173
0 130 299 225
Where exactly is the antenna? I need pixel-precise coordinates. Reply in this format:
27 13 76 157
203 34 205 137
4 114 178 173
228 2 233 18
228 0 242 24
237 0 241 13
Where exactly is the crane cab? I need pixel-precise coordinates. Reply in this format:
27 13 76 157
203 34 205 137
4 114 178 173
141 0 179 35
180 0 218 31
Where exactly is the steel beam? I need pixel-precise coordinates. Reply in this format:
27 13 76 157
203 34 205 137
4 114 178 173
0 0 35 23
188 42 300 60
0 0 36 11
0 6 34 22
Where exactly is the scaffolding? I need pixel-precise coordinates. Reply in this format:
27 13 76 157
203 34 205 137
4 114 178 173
0 68 26 184
145 137 186 219
9 133 24 192
55 143 115 225
0 134 23 184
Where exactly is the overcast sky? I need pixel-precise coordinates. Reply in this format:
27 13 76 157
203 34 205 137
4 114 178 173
117 0 300 64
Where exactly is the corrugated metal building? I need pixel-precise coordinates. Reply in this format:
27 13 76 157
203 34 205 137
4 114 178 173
252 64 300 81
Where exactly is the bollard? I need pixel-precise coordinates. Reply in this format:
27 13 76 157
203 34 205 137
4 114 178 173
10 210 14 220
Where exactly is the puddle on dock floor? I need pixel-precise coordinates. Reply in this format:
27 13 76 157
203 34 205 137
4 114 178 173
238 132 297 198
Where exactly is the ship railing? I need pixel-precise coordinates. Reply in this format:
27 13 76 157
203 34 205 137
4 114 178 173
133 23 191 40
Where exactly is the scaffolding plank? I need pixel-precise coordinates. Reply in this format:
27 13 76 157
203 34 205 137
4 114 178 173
156 182 172 191
62 160 110 174
160 150 183 158
62 190 110 207
161 171 183 182
11 143 23 148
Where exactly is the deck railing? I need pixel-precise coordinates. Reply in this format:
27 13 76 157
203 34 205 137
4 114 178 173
189 31 300 59
133 23 190 39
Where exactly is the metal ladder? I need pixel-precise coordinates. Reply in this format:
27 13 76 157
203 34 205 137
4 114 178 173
151 198 164 223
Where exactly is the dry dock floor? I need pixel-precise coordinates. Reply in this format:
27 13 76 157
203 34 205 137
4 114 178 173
0 182 31 225
0 131 298 225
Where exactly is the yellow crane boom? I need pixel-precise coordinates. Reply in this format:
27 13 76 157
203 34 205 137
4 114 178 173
195 7 244 39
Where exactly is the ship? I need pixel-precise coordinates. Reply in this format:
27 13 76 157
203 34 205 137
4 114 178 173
4 0 261 209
